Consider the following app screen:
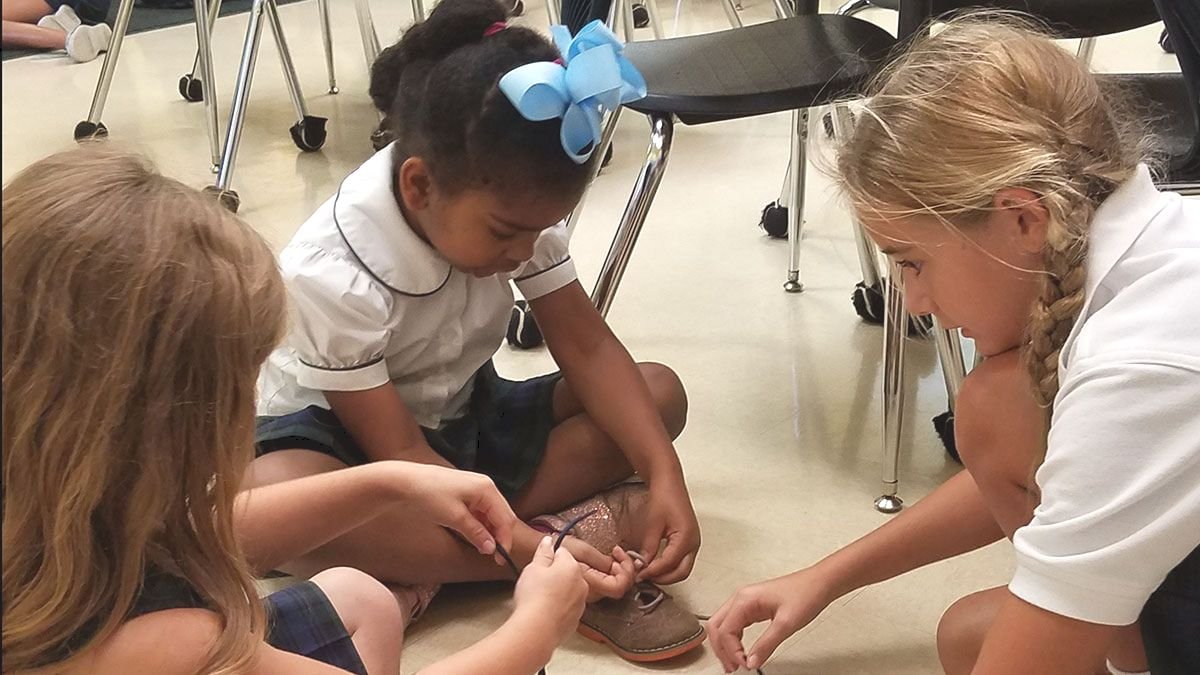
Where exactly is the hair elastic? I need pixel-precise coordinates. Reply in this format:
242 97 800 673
483 21 508 37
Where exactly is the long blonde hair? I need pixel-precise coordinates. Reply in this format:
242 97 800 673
2 147 287 673
837 15 1149 409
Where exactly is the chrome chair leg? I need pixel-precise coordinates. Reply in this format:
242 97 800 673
212 0 268 196
933 319 967 408
836 0 873 16
784 108 809 293
720 0 743 28
545 0 560 26
592 113 675 317
876 259 907 513
355 0 381 67
74 0 136 139
317 0 338 93
1076 36 1096 63
192 0 221 170
184 0 224 87
831 103 881 288
621 0 636 41
772 0 794 19
565 108 623 238
412 0 426 21
645 0 663 39
265 0 312 124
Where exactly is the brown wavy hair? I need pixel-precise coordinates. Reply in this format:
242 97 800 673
2 147 287 673
837 14 1149 410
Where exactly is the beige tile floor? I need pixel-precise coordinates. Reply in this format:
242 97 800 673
2 2 1181 673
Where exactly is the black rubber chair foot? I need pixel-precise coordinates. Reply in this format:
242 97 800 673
851 280 934 336
178 74 204 102
202 185 241 213
74 120 108 142
933 410 960 463
759 201 789 239
632 3 650 28
506 300 544 349
290 115 328 152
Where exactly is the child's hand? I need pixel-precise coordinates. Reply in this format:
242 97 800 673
514 537 589 645
559 537 637 601
386 462 517 560
637 479 701 584
706 569 834 673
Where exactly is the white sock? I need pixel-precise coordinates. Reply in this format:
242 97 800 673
1107 661 1149 675
65 23 112 63
36 5 82 33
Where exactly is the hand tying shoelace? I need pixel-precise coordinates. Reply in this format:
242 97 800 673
492 510 596 675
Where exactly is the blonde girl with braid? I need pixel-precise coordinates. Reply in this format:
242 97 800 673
707 15 1200 675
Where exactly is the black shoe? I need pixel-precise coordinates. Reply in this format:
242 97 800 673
507 0 524 16
632 2 650 28
1160 28 1174 54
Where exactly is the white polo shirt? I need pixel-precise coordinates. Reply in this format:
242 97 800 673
257 146 577 428
1009 165 1200 626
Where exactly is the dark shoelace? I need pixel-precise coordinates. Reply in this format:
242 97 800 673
492 510 595 675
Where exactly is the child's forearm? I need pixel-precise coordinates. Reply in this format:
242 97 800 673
234 463 411 574
417 611 557 675
814 470 1005 600
325 385 456 467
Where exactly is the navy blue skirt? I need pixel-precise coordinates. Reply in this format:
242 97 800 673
1140 544 1200 674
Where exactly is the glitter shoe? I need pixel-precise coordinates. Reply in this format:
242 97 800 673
577 582 705 662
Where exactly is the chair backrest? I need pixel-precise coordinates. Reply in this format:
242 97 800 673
892 0 1159 40
1154 0 1200 180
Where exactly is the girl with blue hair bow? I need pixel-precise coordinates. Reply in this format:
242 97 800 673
250 0 706 663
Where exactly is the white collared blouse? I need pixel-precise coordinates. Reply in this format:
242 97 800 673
257 147 577 429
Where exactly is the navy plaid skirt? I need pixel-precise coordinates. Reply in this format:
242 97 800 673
1141 544 1200 674
256 361 561 497
265 580 366 674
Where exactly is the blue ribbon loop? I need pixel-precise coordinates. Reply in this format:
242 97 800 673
498 20 648 163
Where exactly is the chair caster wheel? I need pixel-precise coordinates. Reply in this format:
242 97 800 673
933 410 960 463
178 75 204 102
874 495 903 513
1160 28 1174 54
783 279 804 293
759 201 788 239
328 86 340 95
851 280 934 336
632 2 649 27
506 300 544 349
290 115 328 152
202 185 241 213
74 120 108 142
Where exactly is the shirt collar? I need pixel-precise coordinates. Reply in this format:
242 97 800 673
332 144 452 297
1084 164 1165 300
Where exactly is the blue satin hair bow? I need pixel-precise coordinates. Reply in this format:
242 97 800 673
498 20 648 163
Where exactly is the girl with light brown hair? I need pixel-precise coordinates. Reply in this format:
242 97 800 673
2 146 589 674
708 15 1200 675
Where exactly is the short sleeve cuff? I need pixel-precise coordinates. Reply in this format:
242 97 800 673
295 357 390 392
1009 554 1151 626
514 257 577 300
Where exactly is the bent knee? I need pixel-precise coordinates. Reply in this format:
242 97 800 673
311 567 404 637
640 362 688 438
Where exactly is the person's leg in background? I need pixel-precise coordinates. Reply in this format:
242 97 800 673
2 0 111 61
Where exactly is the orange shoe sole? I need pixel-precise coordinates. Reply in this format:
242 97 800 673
576 623 707 663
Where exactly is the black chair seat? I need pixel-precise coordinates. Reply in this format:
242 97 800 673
624 14 895 125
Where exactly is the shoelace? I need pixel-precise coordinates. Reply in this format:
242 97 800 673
493 510 595 675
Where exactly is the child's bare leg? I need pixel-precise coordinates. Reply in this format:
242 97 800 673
245 450 527 585
1 20 65 49
950 351 1148 672
310 567 406 675
3 0 53 23
509 362 686 519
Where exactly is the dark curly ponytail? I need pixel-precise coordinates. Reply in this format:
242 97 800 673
369 0 595 198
